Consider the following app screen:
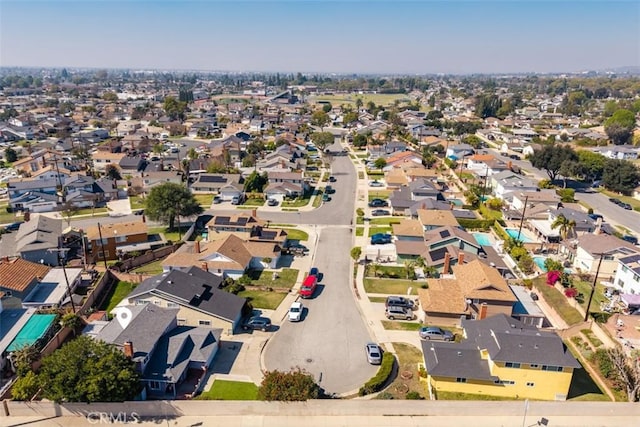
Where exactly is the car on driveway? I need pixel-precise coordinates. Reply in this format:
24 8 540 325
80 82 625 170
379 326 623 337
368 198 388 208
365 343 382 365
288 301 304 322
3 221 23 232
243 316 272 332
369 180 384 187
385 306 414 320
267 198 278 206
371 209 390 217
371 233 392 245
419 326 454 341
385 296 415 310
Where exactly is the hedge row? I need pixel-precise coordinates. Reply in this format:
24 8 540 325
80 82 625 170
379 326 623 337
458 218 495 231
359 352 395 396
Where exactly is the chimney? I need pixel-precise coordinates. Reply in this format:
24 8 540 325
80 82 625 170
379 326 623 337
24 210 31 222
422 203 426 209
194 239 201 254
123 341 134 359
141 214 146 223
458 252 465 265
252 209 257 218
201 262 208 272
478 303 488 320
443 252 451 275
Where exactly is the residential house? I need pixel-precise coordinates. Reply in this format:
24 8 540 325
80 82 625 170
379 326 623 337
85 221 149 262
417 260 517 326
121 267 247 332
264 171 308 201
417 209 459 231
594 145 640 161
21 267 82 309
509 190 560 214
571 234 639 277
491 171 538 201
395 226 482 268
0 258 51 303
422 314 580 401
14 215 63 266
118 155 147 175
445 144 474 160
138 171 183 194
91 303 220 399
92 152 126 173
190 174 244 197
7 178 59 212
205 211 264 241
465 154 509 178
62 175 106 208
387 180 445 215
613 253 640 295
384 150 422 169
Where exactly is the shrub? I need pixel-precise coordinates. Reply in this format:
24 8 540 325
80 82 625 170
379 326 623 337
591 312 613 324
564 287 578 298
544 258 563 273
517 255 535 275
538 179 553 189
457 218 495 230
258 368 320 401
359 352 395 396
522 279 533 290
418 366 428 378
592 349 614 379
510 246 528 262
406 391 424 400
547 270 562 285
556 188 575 203
356 208 364 217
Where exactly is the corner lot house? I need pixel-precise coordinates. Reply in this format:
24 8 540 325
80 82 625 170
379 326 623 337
422 314 580 401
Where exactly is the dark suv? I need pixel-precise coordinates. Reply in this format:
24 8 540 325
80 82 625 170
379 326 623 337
385 296 415 310
242 316 272 331
368 198 388 208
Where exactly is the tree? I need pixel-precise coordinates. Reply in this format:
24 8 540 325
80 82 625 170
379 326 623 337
60 312 82 337
374 157 387 171
32 336 141 403
243 171 268 193
343 111 359 126
352 133 369 148
163 96 188 121
145 182 203 229
60 202 79 227
4 147 17 162
105 164 122 180
11 370 39 401
310 131 334 151
475 94 502 119
605 109 636 145
607 347 640 402
258 368 320 401
321 102 332 113
551 214 576 240
350 246 362 262
602 159 640 195
421 149 436 168
577 150 606 182
310 110 330 130
102 91 118 102
529 144 578 182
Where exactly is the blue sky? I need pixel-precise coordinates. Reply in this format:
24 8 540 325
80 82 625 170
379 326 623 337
1 1 638 74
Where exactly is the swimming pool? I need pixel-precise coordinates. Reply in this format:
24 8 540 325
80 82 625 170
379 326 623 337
533 256 547 271
449 199 464 206
505 228 534 243
473 233 493 246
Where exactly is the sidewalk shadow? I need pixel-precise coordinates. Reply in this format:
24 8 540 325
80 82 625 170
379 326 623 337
210 341 244 375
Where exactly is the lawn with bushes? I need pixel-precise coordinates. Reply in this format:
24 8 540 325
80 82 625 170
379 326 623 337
196 380 259 400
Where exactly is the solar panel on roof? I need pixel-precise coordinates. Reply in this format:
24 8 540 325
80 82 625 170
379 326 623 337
430 247 448 261
439 230 450 238
199 175 227 183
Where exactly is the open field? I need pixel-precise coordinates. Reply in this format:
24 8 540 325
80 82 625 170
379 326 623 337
309 93 412 107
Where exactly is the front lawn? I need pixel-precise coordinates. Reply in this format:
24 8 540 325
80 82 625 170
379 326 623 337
237 289 287 310
532 278 583 326
368 226 392 237
100 281 136 314
280 228 309 241
381 321 422 331
282 195 312 208
435 391 518 401
148 226 191 242
369 217 402 225
245 268 299 288
242 198 265 206
375 343 427 400
131 259 165 275
368 190 391 200
196 380 258 400
193 194 214 206
363 278 418 295
573 280 607 313
355 227 364 237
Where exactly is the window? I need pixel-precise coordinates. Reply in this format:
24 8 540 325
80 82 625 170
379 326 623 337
505 362 521 368
115 235 127 243
529 364 539 369
456 378 467 383
96 238 108 246
149 381 161 390
542 365 563 372
526 382 535 387
199 320 211 326
97 251 109 259
494 380 515 385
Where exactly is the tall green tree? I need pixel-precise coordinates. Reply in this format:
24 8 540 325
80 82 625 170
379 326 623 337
258 368 320 401
23 336 141 403
243 171 268 192
311 110 330 130
577 150 606 182
4 147 17 162
605 109 636 145
105 164 122 180
163 96 188 121
529 144 578 182
551 214 576 240
475 94 502 118
602 159 640 195
374 157 387 171
145 182 203 229
310 131 334 151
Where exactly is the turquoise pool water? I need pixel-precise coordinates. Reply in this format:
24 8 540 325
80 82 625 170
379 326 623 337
449 199 464 206
533 256 547 271
505 228 534 243
473 233 493 246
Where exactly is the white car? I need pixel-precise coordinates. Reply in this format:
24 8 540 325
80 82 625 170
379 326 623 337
288 301 304 322
369 180 385 187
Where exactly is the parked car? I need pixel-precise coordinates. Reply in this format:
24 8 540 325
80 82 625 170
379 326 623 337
368 198 388 208
3 221 23 232
329 176 337 182
299 275 318 298
509 154 521 160
322 194 331 202
588 213 603 221
325 185 335 194
371 209 390 217
231 194 245 205
622 235 639 245
371 233 392 245
622 203 633 210
609 198 622 205
267 198 278 206
242 316 272 332
365 343 382 365
133 209 145 216
369 180 384 187
385 296 415 310
288 301 304 322
213 196 222 204
385 306 414 320
419 326 454 341
309 267 322 280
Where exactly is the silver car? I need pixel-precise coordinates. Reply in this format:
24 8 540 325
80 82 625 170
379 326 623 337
385 306 414 320
419 326 455 341
365 343 382 365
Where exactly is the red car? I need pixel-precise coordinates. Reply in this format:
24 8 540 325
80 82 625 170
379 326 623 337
299 275 317 298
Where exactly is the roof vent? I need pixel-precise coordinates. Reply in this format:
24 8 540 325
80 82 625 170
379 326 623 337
457 351 462 357
534 344 539 349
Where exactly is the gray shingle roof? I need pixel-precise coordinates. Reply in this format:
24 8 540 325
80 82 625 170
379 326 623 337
422 341 497 381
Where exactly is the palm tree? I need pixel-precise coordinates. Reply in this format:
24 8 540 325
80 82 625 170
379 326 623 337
551 214 576 241
404 260 416 280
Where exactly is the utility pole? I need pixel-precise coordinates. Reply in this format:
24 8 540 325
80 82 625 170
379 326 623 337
97 222 109 271
516 194 529 242
49 239 77 313
584 253 605 322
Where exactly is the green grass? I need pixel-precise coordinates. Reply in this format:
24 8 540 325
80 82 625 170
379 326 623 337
368 226 392 237
312 194 322 208
309 93 411 107
356 154 369 159
100 281 136 314
280 228 309 241
363 278 419 295
131 259 165 275
196 380 258 400
532 278 583 326
71 207 109 216
368 190 391 201
369 217 401 225
435 391 519 401
0 209 19 225
282 197 311 208
148 226 190 242
245 268 299 288
478 204 503 221
358 171 365 179
356 216 364 225
381 321 422 331
573 280 607 313
242 198 265 206
193 194 214 206
368 296 387 303
129 196 145 209
355 227 364 237
237 289 287 310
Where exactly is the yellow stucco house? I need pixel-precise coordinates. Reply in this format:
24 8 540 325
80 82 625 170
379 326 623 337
422 314 581 401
